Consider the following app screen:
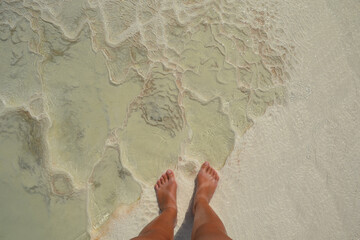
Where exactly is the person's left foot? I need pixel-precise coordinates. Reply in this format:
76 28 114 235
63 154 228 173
155 169 177 212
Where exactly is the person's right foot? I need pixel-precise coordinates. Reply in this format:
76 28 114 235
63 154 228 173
193 161 219 213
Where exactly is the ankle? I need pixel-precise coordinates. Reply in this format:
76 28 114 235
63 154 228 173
161 207 177 228
194 194 209 204
193 197 209 213
161 207 177 215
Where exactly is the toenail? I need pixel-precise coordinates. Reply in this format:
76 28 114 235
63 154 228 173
167 169 172 174
204 161 209 166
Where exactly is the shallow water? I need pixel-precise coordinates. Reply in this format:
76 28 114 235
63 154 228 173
1 0 359 239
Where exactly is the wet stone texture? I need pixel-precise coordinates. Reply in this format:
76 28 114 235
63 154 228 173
0 109 88 240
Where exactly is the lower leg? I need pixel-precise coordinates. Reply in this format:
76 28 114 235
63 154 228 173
191 162 231 240
132 208 176 240
192 199 230 240
132 170 177 240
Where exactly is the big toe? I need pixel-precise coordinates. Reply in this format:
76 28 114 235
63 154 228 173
166 169 175 181
201 161 209 171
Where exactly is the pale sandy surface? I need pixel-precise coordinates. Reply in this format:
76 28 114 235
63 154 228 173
0 0 359 239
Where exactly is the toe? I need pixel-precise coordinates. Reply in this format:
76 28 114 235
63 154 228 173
211 168 217 177
161 175 167 183
209 168 217 180
166 169 175 181
201 161 209 169
155 183 159 190
160 177 164 184
164 173 169 181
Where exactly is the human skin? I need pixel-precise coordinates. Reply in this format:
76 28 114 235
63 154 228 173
131 161 231 240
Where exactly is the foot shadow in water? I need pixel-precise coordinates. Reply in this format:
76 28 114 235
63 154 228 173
174 180 197 240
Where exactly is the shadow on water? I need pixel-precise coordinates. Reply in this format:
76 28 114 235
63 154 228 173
174 180 197 240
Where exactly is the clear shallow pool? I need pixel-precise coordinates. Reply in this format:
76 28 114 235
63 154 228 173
1 0 359 239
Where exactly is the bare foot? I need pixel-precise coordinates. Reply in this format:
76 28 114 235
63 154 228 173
193 161 219 213
154 169 177 212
